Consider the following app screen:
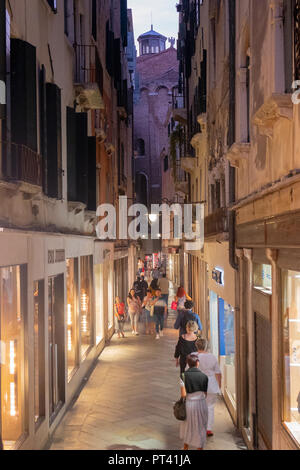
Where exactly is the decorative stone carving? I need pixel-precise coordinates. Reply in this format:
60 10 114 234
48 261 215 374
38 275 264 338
226 142 251 168
252 93 293 137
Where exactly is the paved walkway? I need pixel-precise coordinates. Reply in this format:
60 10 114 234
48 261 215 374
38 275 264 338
50 323 245 450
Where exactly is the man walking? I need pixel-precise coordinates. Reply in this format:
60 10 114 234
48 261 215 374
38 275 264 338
174 300 203 336
133 276 144 303
152 288 167 339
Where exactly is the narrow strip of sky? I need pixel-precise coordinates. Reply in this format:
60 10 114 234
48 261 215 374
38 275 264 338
127 0 178 54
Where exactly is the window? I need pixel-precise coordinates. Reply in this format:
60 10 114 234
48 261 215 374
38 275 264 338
66 259 78 381
0 265 27 449
164 156 169 172
47 0 57 13
80 256 93 359
92 0 97 40
48 274 65 421
137 138 145 156
94 264 104 345
33 280 45 427
282 270 300 445
253 264 272 294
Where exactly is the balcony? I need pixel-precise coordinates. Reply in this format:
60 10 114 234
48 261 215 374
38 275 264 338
174 162 189 195
172 91 187 124
205 208 229 239
1 141 43 190
74 44 105 110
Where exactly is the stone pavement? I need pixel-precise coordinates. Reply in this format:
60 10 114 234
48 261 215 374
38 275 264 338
49 322 245 451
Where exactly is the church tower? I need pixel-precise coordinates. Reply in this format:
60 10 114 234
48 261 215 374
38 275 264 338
137 26 167 56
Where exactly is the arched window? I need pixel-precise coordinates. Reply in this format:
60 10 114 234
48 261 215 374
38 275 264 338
135 172 148 206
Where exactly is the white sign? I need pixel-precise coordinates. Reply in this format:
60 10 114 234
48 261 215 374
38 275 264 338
0 80 6 105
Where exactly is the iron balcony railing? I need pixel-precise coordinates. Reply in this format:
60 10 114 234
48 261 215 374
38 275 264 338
1 141 43 186
74 44 103 95
172 90 185 110
204 207 229 238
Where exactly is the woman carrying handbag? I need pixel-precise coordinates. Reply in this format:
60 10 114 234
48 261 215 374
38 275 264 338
179 353 209 450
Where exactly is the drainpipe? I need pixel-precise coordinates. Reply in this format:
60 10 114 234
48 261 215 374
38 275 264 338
0 0 6 121
228 0 238 272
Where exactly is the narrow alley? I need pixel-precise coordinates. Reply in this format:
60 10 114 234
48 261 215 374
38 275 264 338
49 325 244 451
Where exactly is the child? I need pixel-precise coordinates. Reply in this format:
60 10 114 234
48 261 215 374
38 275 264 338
114 296 126 338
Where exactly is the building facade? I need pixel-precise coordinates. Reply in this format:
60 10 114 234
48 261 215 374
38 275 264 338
0 0 134 450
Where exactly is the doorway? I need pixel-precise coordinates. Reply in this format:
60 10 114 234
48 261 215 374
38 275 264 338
254 312 272 449
48 274 65 422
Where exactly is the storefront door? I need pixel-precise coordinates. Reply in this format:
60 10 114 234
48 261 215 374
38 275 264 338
48 274 65 422
254 312 272 449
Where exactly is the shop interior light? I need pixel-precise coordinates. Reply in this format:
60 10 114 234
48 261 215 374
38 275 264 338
81 291 88 333
9 340 16 375
67 304 72 326
10 382 16 417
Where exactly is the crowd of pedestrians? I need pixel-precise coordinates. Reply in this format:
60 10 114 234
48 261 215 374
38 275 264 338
114 257 222 450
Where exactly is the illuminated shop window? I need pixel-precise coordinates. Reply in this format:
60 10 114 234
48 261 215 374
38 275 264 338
282 270 300 445
33 280 45 427
80 256 93 359
66 259 78 381
253 263 272 294
0 265 27 449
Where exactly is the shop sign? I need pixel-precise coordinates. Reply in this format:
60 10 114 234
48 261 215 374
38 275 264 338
212 267 224 286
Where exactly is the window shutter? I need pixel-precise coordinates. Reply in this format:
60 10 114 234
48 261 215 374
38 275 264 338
11 38 37 151
88 136 97 211
75 112 88 205
46 83 62 199
67 107 77 202
39 65 47 192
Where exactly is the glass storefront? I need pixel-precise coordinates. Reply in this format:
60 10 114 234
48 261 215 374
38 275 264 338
282 270 300 445
94 264 104 345
80 256 93 358
223 301 236 404
66 259 78 380
33 280 45 427
0 265 27 449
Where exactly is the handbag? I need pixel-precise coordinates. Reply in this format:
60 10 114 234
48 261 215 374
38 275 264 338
173 397 186 421
171 301 178 311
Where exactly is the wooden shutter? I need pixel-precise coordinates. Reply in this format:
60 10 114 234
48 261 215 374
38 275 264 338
88 136 96 211
46 83 62 199
75 112 88 205
67 107 77 201
11 38 37 151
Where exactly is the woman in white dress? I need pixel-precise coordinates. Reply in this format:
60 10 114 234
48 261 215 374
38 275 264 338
196 338 222 437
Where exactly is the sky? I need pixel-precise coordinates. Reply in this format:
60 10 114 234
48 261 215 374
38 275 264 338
127 0 179 54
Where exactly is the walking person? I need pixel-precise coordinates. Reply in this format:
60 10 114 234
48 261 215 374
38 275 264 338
152 288 167 339
180 353 208 450
133 276 144 303
114 296 126 338
137 258 144 275
127 289 141 336
175 286 192 311
159 273 170 308
196 338 222 437
140 273 149 300
150 277 159 295
142 289 155 335
174 321 198 375
174 300 203 336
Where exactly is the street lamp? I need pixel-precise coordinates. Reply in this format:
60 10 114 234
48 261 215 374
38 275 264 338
148 213 158 223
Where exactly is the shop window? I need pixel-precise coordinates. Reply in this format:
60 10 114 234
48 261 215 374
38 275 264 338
80 256 93 359
253 263 272 294
94 264 104 345
66 259 78 382
48 275 65 421
108 265 114 330
33 280 45 428
282 270 300 445
0 265 27 449
222 302 236 404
